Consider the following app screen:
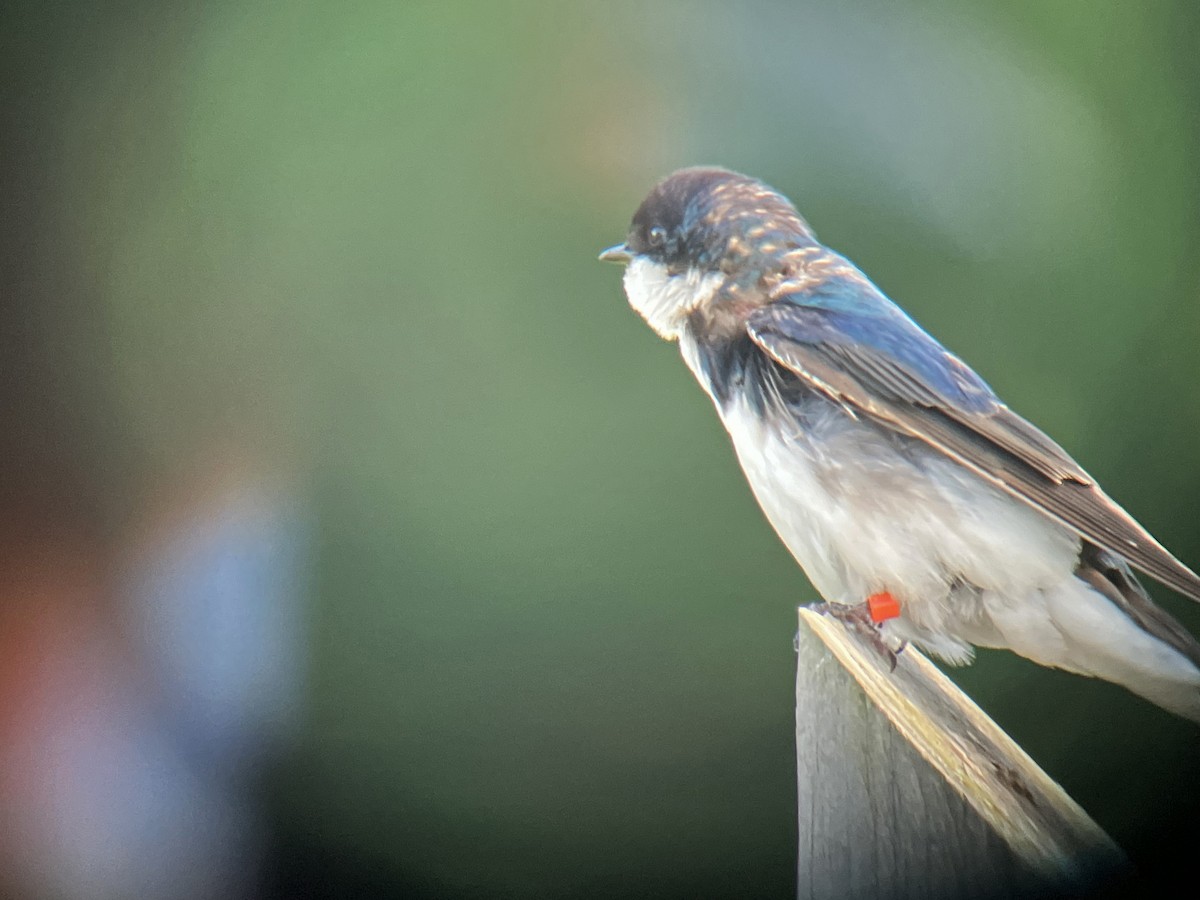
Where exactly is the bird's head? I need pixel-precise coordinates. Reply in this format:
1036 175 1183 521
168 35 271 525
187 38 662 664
600 167 817 341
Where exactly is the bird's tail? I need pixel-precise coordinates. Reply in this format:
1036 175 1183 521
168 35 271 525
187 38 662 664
1015 555 1200 723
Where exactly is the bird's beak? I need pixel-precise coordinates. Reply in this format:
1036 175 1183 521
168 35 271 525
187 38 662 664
598 243 632 265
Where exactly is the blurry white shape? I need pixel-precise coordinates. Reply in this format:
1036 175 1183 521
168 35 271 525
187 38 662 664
18 647 260 900
3 484 308 900
132 485 308 769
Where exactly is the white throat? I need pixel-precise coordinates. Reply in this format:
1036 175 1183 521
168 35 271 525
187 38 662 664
622 257 724 341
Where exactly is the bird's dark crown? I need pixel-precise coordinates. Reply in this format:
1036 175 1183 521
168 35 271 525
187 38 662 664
626 167 817 274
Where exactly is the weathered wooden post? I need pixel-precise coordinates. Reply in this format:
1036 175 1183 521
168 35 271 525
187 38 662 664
795 607 1129 899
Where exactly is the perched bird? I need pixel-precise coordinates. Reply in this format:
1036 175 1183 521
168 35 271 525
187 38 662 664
601 166 1200 722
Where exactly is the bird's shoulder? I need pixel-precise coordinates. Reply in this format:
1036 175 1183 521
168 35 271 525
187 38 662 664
749 257 1000 416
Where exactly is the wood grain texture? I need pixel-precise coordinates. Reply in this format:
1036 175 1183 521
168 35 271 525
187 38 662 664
795 607 1129 899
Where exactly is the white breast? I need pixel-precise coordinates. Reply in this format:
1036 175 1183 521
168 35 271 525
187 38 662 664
677 330 1081 646
623 258 724 341
672 338 1200 717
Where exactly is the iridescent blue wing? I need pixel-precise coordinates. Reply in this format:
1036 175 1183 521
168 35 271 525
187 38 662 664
747 274 1200 603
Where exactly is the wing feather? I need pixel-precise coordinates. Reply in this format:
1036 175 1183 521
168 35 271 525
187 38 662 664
747 301 1200 603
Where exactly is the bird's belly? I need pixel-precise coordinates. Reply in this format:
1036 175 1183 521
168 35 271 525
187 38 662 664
717 394 1081 616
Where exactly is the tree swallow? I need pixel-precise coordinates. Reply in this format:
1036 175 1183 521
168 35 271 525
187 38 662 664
601 167 1200 722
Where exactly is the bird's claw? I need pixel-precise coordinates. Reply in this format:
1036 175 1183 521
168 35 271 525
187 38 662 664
805 600 906 671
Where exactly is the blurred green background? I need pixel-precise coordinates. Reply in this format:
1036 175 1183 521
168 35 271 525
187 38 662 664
3 1 1200 897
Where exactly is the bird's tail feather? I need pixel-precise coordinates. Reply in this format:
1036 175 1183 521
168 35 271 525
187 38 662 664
987 574 1200 723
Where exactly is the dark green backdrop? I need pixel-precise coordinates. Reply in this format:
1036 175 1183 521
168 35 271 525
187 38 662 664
5 2 1200 896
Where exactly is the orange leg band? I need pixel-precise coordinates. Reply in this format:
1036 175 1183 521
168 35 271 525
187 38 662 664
866 591 901 623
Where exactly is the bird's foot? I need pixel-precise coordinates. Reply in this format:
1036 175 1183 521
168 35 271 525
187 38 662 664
805 592 905 671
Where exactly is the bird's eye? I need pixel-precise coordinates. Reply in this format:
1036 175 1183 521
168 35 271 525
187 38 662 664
648 226 667 248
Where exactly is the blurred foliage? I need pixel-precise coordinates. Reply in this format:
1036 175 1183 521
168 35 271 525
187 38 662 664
5 1 1200 896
